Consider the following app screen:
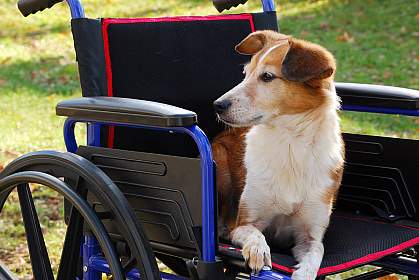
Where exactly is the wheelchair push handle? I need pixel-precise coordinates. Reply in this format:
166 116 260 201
212 0 248 12
17 0 62 17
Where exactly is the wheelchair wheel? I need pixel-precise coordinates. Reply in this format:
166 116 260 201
0 151 161 280
0 171 125 280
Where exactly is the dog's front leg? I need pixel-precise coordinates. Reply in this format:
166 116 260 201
292 239 324 280
291 203 330 280
231 224 271 273
231 195 274 274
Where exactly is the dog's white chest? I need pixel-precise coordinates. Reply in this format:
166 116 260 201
243 117 340 214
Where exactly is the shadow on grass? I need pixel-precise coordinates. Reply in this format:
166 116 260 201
0 56 80 96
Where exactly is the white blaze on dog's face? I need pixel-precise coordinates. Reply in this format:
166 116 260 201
214 30 336 127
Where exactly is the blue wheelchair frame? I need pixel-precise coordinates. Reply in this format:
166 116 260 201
62 0 419 279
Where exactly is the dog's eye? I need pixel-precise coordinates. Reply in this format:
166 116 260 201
260 72 276 82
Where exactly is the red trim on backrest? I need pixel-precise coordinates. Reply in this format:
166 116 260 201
103 14 256 27
107 126 115 148
101 14 255 148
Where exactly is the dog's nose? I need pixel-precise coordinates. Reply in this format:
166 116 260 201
213 99 232 114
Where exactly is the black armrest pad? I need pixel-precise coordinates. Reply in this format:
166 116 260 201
56 97 197 127
336 82 419 110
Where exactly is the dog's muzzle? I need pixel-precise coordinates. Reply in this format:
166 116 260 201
213 99 232 114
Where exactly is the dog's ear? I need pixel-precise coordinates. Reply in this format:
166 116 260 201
235 31 267 55
281 39 336 87
235 30 290 55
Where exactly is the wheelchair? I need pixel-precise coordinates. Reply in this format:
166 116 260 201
1 0 418 279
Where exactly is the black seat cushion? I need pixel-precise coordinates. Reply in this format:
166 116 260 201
219 213 419 276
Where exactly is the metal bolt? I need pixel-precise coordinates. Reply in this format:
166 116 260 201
83 265 88 272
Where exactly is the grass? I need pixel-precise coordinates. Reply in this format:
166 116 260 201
0 0 417 278
0 187 66 277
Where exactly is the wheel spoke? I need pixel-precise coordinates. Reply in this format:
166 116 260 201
56 206 84 280
0 261 18 280
17 183 54 280
57 177 85 280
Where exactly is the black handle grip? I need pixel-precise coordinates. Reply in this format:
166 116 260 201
17 0 63 17
212 0 248 12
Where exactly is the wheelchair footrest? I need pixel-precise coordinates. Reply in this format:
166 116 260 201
219 213 419 276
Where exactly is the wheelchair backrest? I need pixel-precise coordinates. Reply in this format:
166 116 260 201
72 12 278 157
71 12 278 257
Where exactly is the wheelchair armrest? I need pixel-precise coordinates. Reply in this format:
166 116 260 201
56 97 197 127
336 82 419 110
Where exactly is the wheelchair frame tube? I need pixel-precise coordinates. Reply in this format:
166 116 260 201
66 0 84 18
342 105 419 117
87 124 101 146
65 0 275 19
261 0 276 12
373 255 419 278
88 254 292 280
83 234 102 280
64 118 217 263
89 255 187 279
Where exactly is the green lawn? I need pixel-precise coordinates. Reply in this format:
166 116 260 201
0 0 418 278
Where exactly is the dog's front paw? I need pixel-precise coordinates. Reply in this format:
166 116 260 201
242 236 271 274
291 263 317 280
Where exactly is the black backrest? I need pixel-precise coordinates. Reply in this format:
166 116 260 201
72 12 278 157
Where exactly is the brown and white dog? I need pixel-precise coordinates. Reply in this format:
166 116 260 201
212 30 344 280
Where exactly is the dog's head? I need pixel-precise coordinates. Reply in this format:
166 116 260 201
214 30 336 127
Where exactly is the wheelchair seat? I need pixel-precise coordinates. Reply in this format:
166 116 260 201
220 131 419 276
71 127 419 277
220 213 419 277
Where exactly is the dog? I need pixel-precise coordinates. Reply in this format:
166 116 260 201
212 30 344 280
